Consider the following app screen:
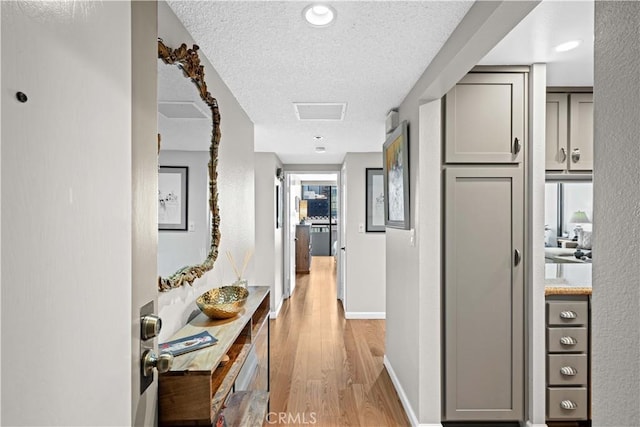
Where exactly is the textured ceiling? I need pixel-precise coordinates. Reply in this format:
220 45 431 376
167 1 474 164
163 1 594 163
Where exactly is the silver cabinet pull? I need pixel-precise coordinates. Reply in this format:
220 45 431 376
560 366 578 376
560 147 567 162
560 310 577 319
514 249 522 266
560 400 578 410
571 148 581 163
560 336 577 346
513 137 522 155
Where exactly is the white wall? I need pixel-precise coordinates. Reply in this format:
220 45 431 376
592 2 640 424
254 152 284 315
158 150 210 277
343 153 385 318
1 2 134 425
157 1 256 341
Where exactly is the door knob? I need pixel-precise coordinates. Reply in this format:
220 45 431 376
142 350 173 377
141 314 162 340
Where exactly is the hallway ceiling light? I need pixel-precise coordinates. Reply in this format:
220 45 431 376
315 146 326 153
313 136 324 141
554 40 581 52
303 4 336 27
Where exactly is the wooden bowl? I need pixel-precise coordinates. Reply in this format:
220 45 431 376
196 286 249 319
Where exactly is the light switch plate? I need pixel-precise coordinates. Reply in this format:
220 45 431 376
358 223 365 233
409 229 415 246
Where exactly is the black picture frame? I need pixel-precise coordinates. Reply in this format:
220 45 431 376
276 183 283 229
383 120 410 229
158 166 189 231
366 168 385 232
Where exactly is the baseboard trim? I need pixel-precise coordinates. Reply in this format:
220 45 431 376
270 298 283 319
383 356 437 427
345 311 386 320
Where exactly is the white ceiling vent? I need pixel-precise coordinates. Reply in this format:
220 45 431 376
158 101 210 119
293 102 346 121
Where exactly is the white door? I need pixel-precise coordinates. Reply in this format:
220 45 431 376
132 2 161 426
338 165 347 303
283 173 297 298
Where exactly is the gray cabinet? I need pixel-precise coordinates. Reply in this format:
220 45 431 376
546 296 590 421
545 92 593 171
444 166 524 421
445 73 525 164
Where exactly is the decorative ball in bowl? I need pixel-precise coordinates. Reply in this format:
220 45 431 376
196 286 249 319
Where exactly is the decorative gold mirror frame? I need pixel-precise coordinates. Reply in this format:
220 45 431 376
157 40 221 292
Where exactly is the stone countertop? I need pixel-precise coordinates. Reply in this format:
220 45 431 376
544 263 592 296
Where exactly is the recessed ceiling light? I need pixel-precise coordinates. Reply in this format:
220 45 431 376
303 4 336 27
313 136 324 141
555 40 581 53
315 146 326 153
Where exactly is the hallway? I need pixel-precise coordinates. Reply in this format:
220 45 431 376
269 256 409 426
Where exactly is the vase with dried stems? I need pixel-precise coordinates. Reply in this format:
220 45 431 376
226 249 253 288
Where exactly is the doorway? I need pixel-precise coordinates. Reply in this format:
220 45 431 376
283 170 343 307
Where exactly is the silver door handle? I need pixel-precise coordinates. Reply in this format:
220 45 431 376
571 148 581 163
560 400 578 410
560 310 577 319
560 147 567 163
514 249 521 266
513 137 522 155
560 366 578 376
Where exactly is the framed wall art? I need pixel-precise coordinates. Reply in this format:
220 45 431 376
159 166 189 231
366 168 385 232
383 121 410 229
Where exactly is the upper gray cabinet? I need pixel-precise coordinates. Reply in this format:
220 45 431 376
546 92 593 172
445 73 525 164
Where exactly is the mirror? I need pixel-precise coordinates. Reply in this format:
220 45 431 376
157 40 221 291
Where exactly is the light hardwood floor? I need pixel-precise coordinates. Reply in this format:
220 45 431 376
268 256 410 426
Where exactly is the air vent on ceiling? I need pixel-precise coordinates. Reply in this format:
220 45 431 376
293 102 346 121
158 101 210 119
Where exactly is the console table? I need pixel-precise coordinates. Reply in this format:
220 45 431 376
159 286 270 426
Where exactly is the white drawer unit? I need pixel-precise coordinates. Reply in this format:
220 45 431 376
546 295 590 422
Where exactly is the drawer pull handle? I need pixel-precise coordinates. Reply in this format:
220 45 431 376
513 137 522 155
560 336 577 346
560 366 578 376
560 310 577 319
560 400 578 410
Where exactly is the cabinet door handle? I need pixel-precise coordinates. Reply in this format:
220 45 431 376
514 249 522 266
560 366 578 376
513 137 522 155
560 147 567 162
560 310 577 319
560 400 578 410
571 148 581 163
560 336 577 346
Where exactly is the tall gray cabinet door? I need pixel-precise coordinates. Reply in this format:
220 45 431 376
444 166 524 421
546 93 569 170
568 93 594 171
445 73 525 164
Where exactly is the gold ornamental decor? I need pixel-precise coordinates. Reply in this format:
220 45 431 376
157 39 222 292
196 286 249 319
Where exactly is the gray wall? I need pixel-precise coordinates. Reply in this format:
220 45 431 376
592 2 640 424
157 1 255 341
343 153 385 317
254 152 284 314
158 150 210 278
